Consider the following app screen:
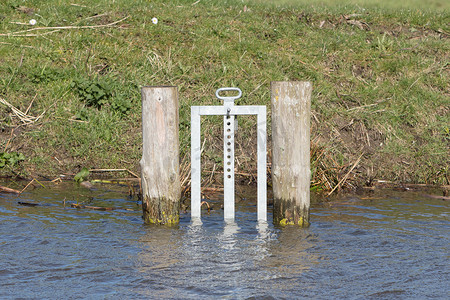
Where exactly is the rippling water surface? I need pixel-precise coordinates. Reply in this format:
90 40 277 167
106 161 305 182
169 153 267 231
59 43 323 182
0 181 448 299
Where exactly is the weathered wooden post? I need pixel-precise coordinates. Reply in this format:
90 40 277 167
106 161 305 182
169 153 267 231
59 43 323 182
140 86 181 225
271 81 312 227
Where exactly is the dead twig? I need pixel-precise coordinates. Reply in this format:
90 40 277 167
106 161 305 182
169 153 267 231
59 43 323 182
19 179 35 196
3 29 62 37
0 16 129 37
0 41 34 48
0 97 45 124
327 153 364 196
51 177 63 183
70 203 135 211
72 13 109 25
71 203 115 210
202 187 223 192
200 200 211 213
203 170 256 177
179 152 192 188
32 177 46 188
91 178 140 183
208 163 217 183
89 168 139 178
3 128 14 152
24 94 37 115
70 3 88 8
0 185 21 194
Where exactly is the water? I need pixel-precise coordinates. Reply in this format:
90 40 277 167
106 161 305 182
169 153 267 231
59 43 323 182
0 181 448 299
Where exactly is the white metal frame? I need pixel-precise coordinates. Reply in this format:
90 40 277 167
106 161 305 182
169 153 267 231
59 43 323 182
191 88 267 221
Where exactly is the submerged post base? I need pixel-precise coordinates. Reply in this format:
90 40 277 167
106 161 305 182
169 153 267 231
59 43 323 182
273 199 310 227
142 196 179 226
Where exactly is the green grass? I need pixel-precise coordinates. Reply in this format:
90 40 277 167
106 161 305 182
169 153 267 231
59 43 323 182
251 0 449 11
0 0 448 187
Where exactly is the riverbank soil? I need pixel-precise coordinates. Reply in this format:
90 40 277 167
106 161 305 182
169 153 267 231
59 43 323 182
0 0 448 192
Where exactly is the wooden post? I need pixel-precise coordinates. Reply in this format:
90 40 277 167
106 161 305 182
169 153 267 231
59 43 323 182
271 81 312 227
140 86 181 225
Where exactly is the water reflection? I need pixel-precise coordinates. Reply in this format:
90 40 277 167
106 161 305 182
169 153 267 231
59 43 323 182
134 214 321 298
138 227 182 271
260 225 319 294
136 226 184 298
221 220 239 250
254 221 271 262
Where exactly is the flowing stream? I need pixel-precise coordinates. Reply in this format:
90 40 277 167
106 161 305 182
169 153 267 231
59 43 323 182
0 181 448 299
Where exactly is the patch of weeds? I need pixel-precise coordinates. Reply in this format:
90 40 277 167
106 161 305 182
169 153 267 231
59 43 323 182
71 77 112 109
74 108 90 121
398 102 418 127
0 152 25 168
375 33 395 52
71 77 131 116
443 126 450 142
31 67 63 84
110 94 132 115
74 167 89 183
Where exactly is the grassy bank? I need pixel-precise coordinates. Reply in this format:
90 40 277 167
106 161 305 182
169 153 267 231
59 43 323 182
0 0 448 191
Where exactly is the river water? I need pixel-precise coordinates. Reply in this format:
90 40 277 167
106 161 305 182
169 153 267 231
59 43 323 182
0 181 448 299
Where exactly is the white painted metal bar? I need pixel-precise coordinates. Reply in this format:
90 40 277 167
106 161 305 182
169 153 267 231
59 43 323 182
223 113 235 219
197 105 265 116
190 106 202 219
191 88 267 222
257 106 267 221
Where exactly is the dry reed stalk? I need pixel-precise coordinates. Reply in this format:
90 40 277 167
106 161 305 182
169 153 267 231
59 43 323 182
91 178 140 183
179 152 191 188
71 203 115 211
0 16 129 37
0 185 21 194
327 153 364 196
310 137 364 193
202 170 256 177
3 129 14 152
89 168 139 178
0 41 34 48
0 97 45 124
18 179 35 196
24 94 37 115
31 177 46 188
208 163 217 184
200 200 211 212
